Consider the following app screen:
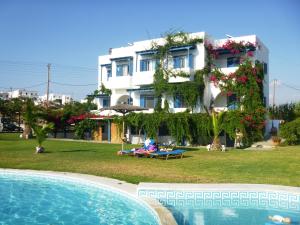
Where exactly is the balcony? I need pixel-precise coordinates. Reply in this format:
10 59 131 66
132 71 154 86
104 76 133 89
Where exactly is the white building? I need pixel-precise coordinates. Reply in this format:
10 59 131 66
8 89 38 99
39 93 72 105
0 92 9 100
97 32 269 113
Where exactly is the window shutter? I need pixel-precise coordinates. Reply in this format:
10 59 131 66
140 96 145 107
129 60 133 75
189 54 194 68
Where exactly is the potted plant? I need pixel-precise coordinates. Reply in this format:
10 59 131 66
271 136 281 146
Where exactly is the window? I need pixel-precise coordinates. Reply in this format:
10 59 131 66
227 57 240 67
263 63 268 74
103 98 110 107
140 95 155 108
116 64 127 76
106 66 112 77
174 95 186 108
140 59 150 72
116 60 133 76
173 55 186 69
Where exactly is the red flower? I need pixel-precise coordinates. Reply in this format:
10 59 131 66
237 75 248 84
247 51 254 57
210 75 217 82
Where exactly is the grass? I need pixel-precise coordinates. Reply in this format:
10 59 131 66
0 133 300 186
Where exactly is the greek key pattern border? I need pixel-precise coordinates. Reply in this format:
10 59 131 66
138 189 300 211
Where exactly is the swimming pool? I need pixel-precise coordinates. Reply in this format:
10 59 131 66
138 183 300 225
0 170 160 225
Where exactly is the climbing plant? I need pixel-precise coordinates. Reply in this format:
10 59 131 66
151 32 205 111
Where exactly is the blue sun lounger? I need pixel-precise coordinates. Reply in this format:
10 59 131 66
150 149 186 160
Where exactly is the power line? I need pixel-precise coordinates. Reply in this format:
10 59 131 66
0 82 47 90
280 81 300 92
0 60 98 71
51 81 98 87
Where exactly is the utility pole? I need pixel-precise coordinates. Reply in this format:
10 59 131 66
271 79 277 131
46 63 51 107
272 79 277 109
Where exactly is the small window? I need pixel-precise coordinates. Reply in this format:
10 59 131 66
227 57 240 67
263 63 268 74
174 95 186 108
140 59 150 72
103 98 110 107
140 95 155 108
106 66 112 77
173 56 186 69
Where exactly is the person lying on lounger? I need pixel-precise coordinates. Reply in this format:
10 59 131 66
117 138 158 155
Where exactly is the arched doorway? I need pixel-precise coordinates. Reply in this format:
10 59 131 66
116 95 133 105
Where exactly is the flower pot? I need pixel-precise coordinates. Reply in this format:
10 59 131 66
36 146 45 153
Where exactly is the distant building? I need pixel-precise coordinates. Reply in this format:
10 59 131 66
0 92 9 100
8 89 38 99
39 93 72 105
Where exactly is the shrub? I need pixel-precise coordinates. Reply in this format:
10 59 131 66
279 118 300 145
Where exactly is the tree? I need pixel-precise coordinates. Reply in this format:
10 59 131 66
210 110 224 151
22 99 37 139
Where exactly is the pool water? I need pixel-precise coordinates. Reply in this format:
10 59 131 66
162 199 300 225
0 173 159 225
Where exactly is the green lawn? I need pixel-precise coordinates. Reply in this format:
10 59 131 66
0 133 299 186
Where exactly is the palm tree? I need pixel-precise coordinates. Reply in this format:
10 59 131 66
210 110 224 151
22 99 37 139
33 123 54 153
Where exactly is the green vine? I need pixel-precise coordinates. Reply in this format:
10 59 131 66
151 32 205 111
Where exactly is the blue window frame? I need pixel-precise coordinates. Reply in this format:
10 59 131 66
263 63 268 74
116 64 124 76
173 56 186 69
227 57 240 67
140 95 155 108
106 66 112 78
188 54 194 68
140 59 150 72
103 98 110 107
174 95 185 108
115 58 133 76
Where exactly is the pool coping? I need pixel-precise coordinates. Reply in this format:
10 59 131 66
137 182 300 194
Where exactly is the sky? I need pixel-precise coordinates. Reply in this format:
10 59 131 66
0 0 299 104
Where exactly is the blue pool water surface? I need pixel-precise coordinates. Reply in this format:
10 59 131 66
0 172 159 225
165 203 300 225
